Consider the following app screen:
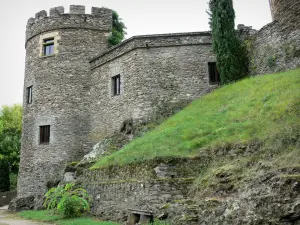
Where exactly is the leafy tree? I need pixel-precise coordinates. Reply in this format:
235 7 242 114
108 11 127 46
208 0 248 84
0 105 22 189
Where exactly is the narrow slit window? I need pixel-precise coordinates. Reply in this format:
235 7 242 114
112 75 121 96
27 86 33 104
40 125 50 144
208 62 221 84
43 38 54 56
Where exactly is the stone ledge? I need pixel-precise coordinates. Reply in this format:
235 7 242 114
90 32 212 69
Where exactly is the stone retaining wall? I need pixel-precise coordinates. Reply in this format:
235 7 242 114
248 21 300 75
0 191 17 207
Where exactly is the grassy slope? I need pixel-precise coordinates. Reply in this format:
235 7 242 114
19 210 120 225
92 69 300 169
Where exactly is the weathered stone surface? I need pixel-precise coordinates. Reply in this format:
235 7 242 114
247 21 300 75
8 196 34 211
18 6 113 200
82 140 112 162
270 0 300 30
18 3 300 219
89 33 217 139
69 5 85 14
61 172 75 184
49 6 64 17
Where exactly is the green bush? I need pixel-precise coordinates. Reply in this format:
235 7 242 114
9 172 18 190
57 195 90 218
44 183 91 218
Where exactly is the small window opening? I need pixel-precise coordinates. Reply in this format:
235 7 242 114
27 86 33 104
112 75 121 96
43 38 54 56
40 125 50 144
208 62 221 84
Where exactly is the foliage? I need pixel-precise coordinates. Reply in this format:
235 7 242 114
19 210 120 225
0 104 22 174
0 159 10 191
267 55 277 68
208 0 248 84
108 11 127 46
9 172 18 190
44 183 92 218
92 68 300 169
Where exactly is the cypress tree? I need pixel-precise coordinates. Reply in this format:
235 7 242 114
208 0 247 84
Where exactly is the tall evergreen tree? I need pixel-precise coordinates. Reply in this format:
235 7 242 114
208 0 247 84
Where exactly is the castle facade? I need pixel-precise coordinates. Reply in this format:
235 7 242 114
18 1 300 202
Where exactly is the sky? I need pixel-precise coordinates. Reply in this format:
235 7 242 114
0 0 272 108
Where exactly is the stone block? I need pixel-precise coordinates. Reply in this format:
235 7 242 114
35 10 47 20
50 6 64 17
70 5 85 14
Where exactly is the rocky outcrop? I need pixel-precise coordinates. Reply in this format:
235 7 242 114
8 196 34 211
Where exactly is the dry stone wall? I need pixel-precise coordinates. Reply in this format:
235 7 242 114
269 0 300 30
77 159 201 221
247 21 300 75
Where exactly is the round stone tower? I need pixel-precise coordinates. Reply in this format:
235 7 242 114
18 5 112 198
269 0 300 30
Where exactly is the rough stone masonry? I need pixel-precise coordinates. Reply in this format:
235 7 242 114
16 0 300 211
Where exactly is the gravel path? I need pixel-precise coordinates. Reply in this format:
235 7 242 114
0 206 52 225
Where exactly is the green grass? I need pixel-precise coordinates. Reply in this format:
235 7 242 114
92 68 300 169
18 210 120 225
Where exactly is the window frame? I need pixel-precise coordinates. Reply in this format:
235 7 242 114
43 38 55 56
26 86 33 104
39 125 50 144
112 74 121 96
208 62 221 84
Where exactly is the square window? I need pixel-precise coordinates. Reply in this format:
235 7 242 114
40 125 50 144
208 62 221 84
43 38 54 56
112 75 121 96
27 86 33 104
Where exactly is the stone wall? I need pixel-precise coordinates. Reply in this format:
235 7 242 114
0 191 17 207
269 0 300 30
89 33 217 141
77 158 203 221
18 6 112 198
247 21 300 75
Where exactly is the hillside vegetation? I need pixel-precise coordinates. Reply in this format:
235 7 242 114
92 68 300 169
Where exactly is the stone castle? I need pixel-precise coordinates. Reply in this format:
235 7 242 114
17 0 300 215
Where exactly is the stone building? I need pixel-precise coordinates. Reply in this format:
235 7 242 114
17 0 300 209
18 5 218 198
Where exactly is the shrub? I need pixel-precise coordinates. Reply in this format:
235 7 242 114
9 172 18 190
44 183 91 218
108 11 126 46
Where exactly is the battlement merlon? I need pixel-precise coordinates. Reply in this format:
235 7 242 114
25 5 113 46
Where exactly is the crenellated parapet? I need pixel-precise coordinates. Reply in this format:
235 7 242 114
26 5 112 45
